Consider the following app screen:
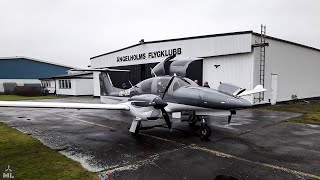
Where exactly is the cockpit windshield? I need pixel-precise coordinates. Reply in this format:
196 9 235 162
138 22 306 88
172 78 189 91
136 76 193 94
156 77 171 93
140 78 153 93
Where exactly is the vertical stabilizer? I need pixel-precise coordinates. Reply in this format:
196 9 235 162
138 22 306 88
99 72 124 96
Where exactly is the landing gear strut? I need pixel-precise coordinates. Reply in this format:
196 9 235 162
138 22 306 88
188 112 199 126
188 113 212 139
130 119 141 137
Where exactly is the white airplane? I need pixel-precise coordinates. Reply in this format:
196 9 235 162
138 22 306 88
0 56 266 139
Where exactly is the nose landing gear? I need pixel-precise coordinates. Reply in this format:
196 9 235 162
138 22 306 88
200 117 211 139
187 113 212 139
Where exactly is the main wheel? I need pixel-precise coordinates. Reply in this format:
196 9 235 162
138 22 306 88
200 124 211 139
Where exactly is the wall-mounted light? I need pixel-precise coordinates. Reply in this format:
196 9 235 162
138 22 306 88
214 65 220 68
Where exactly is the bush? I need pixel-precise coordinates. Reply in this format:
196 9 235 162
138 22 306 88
13 86 48 96
3 82 17 95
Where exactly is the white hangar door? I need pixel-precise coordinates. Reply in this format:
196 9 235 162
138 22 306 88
202 54 254 102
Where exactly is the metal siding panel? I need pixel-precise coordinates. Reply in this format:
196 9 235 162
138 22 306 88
0 58 70 79
202 53 254 103
258 36 320 102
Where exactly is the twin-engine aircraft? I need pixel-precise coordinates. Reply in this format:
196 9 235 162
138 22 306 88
0 55 266 139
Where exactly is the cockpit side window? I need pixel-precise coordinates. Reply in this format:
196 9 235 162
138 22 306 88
172 78 189 91
140 78 153 93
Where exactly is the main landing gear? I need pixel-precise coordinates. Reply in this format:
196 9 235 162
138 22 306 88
188 113 211 139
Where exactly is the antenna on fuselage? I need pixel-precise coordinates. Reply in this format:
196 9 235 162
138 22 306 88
150 67 157 77
129 80 133 88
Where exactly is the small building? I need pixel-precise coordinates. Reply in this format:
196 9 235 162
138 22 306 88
0 56 75 93
90 30 320 104
39 72 93 96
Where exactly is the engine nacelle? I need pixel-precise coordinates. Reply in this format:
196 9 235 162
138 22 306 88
126 94 167 120
128 104 161 120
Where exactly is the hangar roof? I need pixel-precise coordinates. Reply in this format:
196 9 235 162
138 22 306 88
39 72 93 80
90 30 320 60
0 56 76 69
0 56 77 79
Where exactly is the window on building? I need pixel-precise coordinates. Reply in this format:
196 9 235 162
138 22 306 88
59 79 72 89
41 80 51 87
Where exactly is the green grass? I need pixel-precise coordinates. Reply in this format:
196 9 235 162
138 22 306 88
0 122 97 180
262 100 320 125
0 95 65 101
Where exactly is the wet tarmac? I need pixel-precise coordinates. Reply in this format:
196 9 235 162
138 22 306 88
0 97 320 180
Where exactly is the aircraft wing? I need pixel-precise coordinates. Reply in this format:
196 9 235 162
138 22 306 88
0 101 130 110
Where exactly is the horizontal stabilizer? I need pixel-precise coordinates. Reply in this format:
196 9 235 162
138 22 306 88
0 101 130 110
70 68 130 72
237 85 267 97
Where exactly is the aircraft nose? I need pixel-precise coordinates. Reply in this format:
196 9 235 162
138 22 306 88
228 98 252 109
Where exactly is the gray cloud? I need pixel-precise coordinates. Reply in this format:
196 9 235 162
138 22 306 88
0 0 319 67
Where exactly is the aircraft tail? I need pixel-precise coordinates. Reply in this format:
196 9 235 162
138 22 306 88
237 85 266 97
99 72 123 96
218 83 266 97
70 68 130 96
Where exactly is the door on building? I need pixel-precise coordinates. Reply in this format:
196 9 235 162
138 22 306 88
271 73 278 105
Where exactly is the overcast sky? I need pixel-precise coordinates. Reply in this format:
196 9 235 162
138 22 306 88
0 0 319 68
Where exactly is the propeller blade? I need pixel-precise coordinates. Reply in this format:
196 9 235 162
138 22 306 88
164 54 176 61
162 76 175 99
161 108 171 130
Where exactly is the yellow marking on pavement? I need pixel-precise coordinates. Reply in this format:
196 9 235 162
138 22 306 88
74 118 115 129
51 112 115 129
140 133 186 146
191 146 320 180
43 113 320 179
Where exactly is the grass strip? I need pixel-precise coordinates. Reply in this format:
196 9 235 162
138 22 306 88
0 122 97 180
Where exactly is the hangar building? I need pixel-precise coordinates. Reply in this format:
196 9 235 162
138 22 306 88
0 56 74 93
90 30 320 105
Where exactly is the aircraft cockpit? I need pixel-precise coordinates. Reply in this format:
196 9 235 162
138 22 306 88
135 76 198 95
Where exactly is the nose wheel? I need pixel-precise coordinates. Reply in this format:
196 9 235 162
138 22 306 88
188 114 212 139
200 124 211 139
199 116 211 139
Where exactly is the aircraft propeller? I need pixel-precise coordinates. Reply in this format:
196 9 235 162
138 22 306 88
160 75 176 130
161 76 175 99
129 75 176 131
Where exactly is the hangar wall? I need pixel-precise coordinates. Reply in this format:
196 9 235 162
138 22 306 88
0 57 73 93
0 58 70 79
252 35 320 103
90 32 252 68
75 79 94 95
90 32 253 96
56 79 76 95
90 31 320 103
203 53 254 103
